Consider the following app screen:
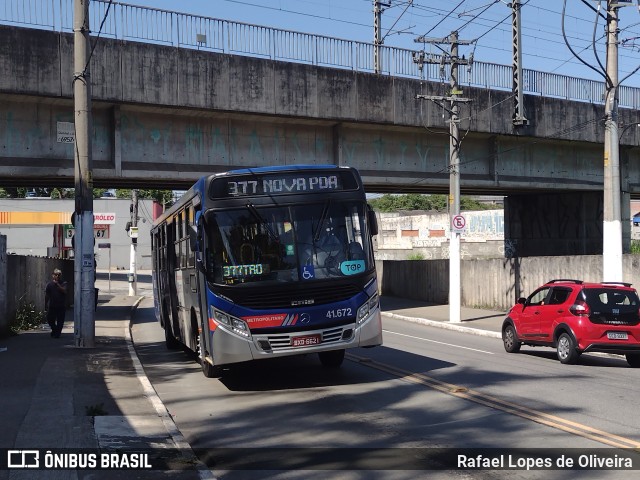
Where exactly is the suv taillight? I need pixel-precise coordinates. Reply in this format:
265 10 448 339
569 300 590 316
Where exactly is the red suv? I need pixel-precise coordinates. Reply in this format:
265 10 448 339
502 279 640 366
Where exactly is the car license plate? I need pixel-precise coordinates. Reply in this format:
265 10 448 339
291 334 321 347
607 332 628 340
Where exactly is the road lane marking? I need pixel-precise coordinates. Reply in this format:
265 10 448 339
346 352 640 449
383 329 494 354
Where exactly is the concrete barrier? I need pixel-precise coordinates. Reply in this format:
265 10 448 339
378 255 640 311
0 235 73 335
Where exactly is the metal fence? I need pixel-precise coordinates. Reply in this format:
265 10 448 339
4 0 639 109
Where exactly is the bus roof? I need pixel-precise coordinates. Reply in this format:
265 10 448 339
227 164 341 175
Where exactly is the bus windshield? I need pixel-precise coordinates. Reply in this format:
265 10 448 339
205 201 371 285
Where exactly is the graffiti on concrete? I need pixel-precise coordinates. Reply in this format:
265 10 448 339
504 239 518 258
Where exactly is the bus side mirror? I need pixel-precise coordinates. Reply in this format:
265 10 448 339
194 221 205 271
367 205 378 236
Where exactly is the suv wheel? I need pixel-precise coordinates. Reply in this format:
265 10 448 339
557 332 579 364
626 354 640 368
502 324 521 353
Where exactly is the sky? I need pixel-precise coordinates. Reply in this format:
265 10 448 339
112 0 640 87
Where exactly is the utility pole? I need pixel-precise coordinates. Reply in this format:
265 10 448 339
415 31 472 323
373 1 391 74
512 0 528 126
73 0 95 348
603 0 622 282
129 190 138 296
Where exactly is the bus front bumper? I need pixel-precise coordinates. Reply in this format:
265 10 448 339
211 307 382 366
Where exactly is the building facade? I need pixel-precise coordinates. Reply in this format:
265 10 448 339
0 198 157 270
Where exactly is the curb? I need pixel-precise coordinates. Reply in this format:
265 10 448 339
127 296 216 480
381 311 502 339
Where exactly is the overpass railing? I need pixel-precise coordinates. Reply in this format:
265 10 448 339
3 0 639 109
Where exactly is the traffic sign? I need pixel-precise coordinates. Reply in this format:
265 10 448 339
452 214 466 233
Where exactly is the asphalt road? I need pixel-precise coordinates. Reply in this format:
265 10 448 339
130 299 640 480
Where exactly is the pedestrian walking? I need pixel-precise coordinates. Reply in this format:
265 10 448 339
45 268 67 338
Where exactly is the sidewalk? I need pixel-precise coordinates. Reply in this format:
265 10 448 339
0 269 506 479
0 272 210 480
380 296 506 339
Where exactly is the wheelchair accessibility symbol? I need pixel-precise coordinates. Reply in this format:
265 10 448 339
301 265 315 280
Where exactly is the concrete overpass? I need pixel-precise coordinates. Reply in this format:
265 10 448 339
2 22 640 199
3 7 640 258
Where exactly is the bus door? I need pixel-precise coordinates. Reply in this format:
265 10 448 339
178 206 200 351
195 215 213 355
166 218 182 341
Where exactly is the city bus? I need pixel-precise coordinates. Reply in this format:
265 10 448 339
150 164 382 377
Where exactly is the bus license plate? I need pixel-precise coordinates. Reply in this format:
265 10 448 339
292 335 321 347
607 332 628 340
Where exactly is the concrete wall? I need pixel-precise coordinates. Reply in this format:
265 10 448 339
504 192 609 257
375 210 504 260
3 25 640 196
1 25 632 142
0 235 73 335
378 255 640 311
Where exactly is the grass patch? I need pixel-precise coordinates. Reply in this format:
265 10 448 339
9 301 45 335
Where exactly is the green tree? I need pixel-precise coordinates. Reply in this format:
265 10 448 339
369 194 498 212
116 189 174 206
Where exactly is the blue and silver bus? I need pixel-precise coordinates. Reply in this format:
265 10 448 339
150 165 382 377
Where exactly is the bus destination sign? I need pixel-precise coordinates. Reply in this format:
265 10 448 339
210 170 358 198
228 174 340 196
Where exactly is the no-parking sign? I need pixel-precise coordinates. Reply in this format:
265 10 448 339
452 214 466 233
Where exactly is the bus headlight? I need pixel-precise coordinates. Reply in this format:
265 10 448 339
369 293 379 311
231 318 249 335
357 301 370 323
211 307 250 337
357 293 379 324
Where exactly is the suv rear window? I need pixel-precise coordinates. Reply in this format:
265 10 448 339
582 288 639 309
581 288 640 325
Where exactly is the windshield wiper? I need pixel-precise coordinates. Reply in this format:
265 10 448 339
246 203 279 243
313 199 332 243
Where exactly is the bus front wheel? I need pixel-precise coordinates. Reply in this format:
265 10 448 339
201 358 223 378
318 349 345 368
198 332 222 378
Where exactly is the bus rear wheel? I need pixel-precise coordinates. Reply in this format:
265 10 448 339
164 321 180 350
318 349 345 368
163 303 180 350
